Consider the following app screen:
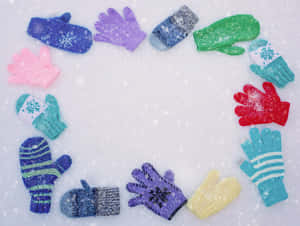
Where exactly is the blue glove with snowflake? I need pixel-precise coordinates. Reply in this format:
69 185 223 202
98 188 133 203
249 39 294 88
16 94 67 140
240 128 288 207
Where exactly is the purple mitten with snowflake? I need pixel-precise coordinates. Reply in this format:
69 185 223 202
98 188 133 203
94 7 146 51
126 162 187 220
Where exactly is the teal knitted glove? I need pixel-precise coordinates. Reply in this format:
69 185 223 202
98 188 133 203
240 128 288 207
16 94 67 140
249 39 294 88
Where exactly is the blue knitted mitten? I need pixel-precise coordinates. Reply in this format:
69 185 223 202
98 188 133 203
19 137 72 213
240 128 288 207
16 94 67 140
60 180 120 217
249 39 294 88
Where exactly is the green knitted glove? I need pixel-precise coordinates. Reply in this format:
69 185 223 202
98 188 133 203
193 14 260 55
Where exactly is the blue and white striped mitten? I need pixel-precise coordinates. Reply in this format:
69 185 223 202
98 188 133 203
249 39 294 88
240 128 288 207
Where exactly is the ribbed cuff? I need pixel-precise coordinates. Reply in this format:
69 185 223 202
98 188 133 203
94 187 120 216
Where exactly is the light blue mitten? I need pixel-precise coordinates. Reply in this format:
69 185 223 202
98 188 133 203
249 39 294 88
240 128 288 207
16 94 67 140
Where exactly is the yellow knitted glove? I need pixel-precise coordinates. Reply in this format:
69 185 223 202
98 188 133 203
187 170 241 219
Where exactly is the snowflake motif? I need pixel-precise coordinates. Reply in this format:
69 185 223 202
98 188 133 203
59 32 77 48
148 187 171 208
26 100 40 114
260 47 274 61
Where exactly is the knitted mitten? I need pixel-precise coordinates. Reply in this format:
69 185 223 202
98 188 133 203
8 47 60 88
19 137 72 213
149 5 199 51
16 94 67 140
187 170 241 219
249 39 294 88
27 13 93 54
193 14 260 55
60 180 120 217
126 162 187 220
240 128 288 207
94 7 146 51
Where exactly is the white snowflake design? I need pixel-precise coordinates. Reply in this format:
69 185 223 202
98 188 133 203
59 32 77 48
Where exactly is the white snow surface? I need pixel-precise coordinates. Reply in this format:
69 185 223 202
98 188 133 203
1 0 300 225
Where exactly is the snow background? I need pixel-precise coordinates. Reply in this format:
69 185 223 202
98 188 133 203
1 0 300 225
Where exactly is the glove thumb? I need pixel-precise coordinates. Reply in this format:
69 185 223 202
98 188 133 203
164 170 174 183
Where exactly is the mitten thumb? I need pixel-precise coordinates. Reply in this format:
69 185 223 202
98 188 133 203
250 64 265 78
53 155 72 177
45 94 61 118
217 45 245 55
57 12 71 23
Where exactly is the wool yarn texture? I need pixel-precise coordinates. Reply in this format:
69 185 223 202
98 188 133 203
94 7 146 51
27 12 93 54
60 180 120 218
193 14 260 55
16 94 67 140
234 82 290 126
149 5 199 51
187 170 241 219
7 46 60 88
249 39 294 88
19 137 72 213
240 128 288 207
126 162 187 220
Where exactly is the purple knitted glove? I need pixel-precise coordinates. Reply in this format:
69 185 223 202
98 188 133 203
94 7 146 51
126 163 187 220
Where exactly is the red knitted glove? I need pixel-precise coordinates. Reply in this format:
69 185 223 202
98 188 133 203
234 82 290 126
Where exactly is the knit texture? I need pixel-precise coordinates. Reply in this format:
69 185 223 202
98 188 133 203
7 46 60 88
60 180 120 217
94 7 146 51
19 137 72 213
193 14 260 55
126 163 187 220
149 5 199 51
240 128 288 207
187 170 241 219
27 13 93 54
16 94 67 140
234 82 290 126
249 39 294 88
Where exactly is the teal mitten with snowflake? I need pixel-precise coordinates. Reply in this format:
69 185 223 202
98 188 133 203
16 94 67 140
249 39 294 88
240 128 288 207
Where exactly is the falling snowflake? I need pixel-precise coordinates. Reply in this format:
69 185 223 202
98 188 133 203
26 100 40 114
260 47 274 60
59 32 77 48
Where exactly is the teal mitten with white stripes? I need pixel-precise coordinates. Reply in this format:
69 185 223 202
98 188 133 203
240 128 288 207
249 39 294 88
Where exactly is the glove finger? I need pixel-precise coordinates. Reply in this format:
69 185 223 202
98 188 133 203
238 112 267 126
132 168 149 185
249 127 261 148
234 92 250 105
94 33 111 42
235 106 252 117
128 196 144 207
271 130 282 152
241 140 254 159
142 162 162 182
98 12 109 23
126 183 146 194
107 8 123 23
260 128 273 149
243 84 264 98
262 82 279 98
123 7 137 22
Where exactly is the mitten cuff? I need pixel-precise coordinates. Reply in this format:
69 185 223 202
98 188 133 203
30 195 51 213
125 31 146 51
34 117 66 140
273 102 290 126
258 177 288 207
94 187 120 216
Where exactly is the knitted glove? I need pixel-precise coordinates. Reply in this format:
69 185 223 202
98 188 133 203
187 170 241 219
249 39 295 88
16 94 67 140
240 128 288 207
27 13 93 54
149 5 199 51
19 137 72 213
126 162 187 220
7 47 60 88
234 82 290 126
193 14 260 55
94 7 146 51
60 180 120 217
